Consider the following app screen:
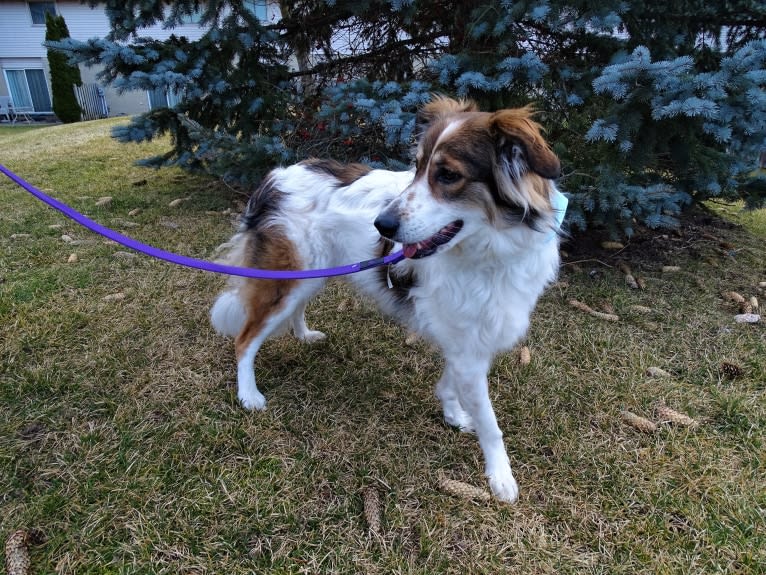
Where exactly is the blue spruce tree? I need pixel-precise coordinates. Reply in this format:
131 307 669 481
48 0 766 233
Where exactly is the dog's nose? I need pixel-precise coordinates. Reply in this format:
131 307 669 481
374 212 400 239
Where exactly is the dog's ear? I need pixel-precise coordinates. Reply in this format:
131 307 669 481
491 107 560 180
416 95 478 136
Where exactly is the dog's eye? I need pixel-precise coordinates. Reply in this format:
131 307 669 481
436 169 462 185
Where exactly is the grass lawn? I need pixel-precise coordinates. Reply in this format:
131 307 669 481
1 120 765 574
707 200 766 239
0 123 52 137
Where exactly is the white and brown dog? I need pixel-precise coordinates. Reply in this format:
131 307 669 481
211 96 566 502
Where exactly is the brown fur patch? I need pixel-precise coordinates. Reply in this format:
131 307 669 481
234 229 301 359
412 100 558 230
416 95 478 135
301 158 372 187
490 107 560 179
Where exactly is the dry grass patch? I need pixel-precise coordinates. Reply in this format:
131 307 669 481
2 121 765 574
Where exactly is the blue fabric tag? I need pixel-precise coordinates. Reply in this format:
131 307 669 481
548 188 568 241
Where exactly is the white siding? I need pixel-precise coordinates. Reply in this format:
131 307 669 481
0 2 49 59
58 2 116 44
0 1 209 61
0 1 280 116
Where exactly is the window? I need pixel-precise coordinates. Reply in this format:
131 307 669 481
148 87 183 110
28 2 56 25
244 0 268 21
4 69 52 112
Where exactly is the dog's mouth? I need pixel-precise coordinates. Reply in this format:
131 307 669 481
402 220 464 259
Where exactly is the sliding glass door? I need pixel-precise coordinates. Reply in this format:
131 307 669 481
4 69 52 112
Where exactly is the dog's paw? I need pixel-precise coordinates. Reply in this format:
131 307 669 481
239 390 267 411
487 469 519 503
299 330 327 343
443 407 476 434
444 402 476 433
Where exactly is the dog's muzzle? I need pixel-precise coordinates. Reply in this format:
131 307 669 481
374 211 399 240
374 206 464 259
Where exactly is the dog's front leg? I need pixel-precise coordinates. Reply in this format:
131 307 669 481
452 361 519 503
435 368 475 433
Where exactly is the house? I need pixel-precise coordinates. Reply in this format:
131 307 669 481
0 0 275 120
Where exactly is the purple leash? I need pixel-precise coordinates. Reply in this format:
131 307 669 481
0 163 405 279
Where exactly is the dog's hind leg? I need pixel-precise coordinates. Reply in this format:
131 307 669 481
235 321 271 411
291 299 327 343
235 278 324 410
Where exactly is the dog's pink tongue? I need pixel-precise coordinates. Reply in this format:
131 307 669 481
403 244 419 258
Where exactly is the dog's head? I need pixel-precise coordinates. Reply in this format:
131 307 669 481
374 96 562 259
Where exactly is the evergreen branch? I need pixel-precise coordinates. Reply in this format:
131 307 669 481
285 31 446 79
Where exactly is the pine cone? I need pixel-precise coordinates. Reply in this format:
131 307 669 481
719 361 743 379
438 477 491 502
568 299 619 321
646 366 672 378
363 487 382 534
617 261 633 276
722 291 746 304
5 530 30 575
655 404 698 427
404 332 419 346
600 301 616 314
620 410 657 433
518 346 531 366
630 305 653 314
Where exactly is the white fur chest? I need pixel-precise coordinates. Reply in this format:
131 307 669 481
409 234 560 357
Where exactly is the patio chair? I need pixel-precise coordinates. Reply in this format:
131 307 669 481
0 97 34 124
0 96 11 123
10 100 34 124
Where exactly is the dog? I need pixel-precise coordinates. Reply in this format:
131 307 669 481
210 96 566 502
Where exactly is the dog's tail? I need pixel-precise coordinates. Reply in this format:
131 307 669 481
210 232 249 338
210 289 246 337
211 172 285 338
